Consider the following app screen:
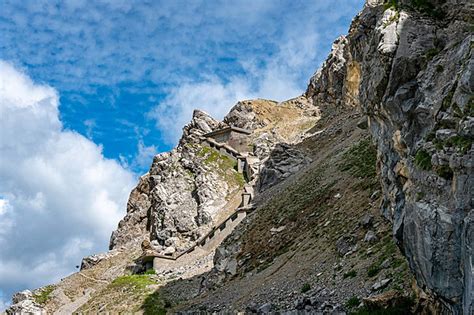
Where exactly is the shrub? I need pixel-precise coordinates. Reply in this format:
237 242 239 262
435 165 453 180
367 264 381 277
425 47 440 60
301 283 311 293
343 270 357 279
447 135 473 154
384 0 398 10
435 65 444 72
33 285 54 305
414 149 432 170
346 296 361 308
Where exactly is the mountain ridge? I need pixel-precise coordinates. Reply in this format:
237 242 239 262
4 0 472 314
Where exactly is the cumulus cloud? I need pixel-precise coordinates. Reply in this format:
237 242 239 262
0 0 363 163
148 2 328 143
0 61 135 304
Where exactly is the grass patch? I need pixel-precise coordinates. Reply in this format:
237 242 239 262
367 264 381 277
33 285 54 305
340 139 377 181
197 146 245 187
343 270 358 279
142 291 171 315
301 282 311 293
346 296 361 308
446 135 473 154
384 0 398 10
414 149 432 170
350 295 415 315
110 275 156 291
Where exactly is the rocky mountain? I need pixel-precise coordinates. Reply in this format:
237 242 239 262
5 0 472 314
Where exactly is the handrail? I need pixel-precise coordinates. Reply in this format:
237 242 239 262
140 138 257 264
147 206 255 262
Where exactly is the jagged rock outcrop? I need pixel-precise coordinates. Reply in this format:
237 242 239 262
257 143 312 192
305 1 473 313
6 290 45 315
110 110 240 252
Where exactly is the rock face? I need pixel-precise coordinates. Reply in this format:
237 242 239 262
6 290 45 315
306 1 473 313
109 110 239 252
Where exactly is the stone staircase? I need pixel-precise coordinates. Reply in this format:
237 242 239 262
139 138 260 271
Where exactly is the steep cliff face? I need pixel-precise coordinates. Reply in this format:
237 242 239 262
306 0 473 313
109 110 238 253
109 98 319 254
5 1 472 314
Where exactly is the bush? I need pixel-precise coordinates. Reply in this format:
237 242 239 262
346 296 361 308
384 0 398 10
435 165 453 180
343 270 357 279
414 149 432 170
301 283 311 293
367 264 381 277
33 285 54 305
425 47 440 60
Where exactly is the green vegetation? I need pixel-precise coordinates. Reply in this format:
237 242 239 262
415 191 425 201
110 275 156 291
346 296 361 308
142 292 171 315
435 65 444 73
367 264 381 277
425 47 440 60
301 282 311 293
466 97 474 116
340 139 377 184
435 165 454 180
33 285 54 305
343 270 358 279
447 135 473 154
107 275 172 314
440 87 455 111
384 0 398 10
197 146 245 187
350 295 415 315
414 149 432 171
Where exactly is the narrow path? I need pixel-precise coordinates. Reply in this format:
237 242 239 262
53 288 95 315
77 272 108 284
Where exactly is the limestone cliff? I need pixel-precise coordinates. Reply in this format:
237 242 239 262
305 0 473 312
5 1 472 314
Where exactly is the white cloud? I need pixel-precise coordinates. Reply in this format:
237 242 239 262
149 76 256 143
149 14 320 143
0 61 135 304
133 140 158 170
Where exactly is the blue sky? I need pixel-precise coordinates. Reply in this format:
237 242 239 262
1 0 363 174
0 0 364 309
